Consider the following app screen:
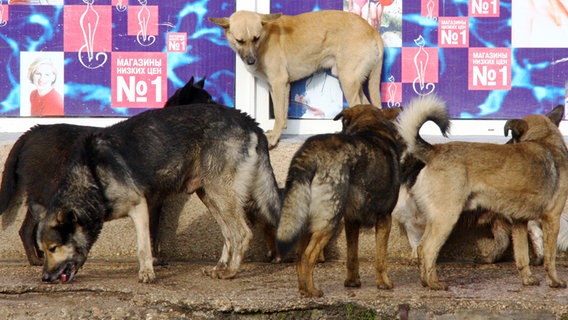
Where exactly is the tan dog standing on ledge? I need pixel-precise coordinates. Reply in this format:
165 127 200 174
209 10 384 148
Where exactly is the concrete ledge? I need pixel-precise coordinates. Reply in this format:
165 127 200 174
0 260 567 318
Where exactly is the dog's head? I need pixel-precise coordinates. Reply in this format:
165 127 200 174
163 76 213 107
209 11 281 67
334 104 401 138
35 154 107 284
504 104 564 143
35 203 90 284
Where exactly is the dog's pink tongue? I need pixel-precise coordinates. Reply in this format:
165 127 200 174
60 273 68 283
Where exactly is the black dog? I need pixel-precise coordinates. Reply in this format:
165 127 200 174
34 86 281 284
0 77 211 266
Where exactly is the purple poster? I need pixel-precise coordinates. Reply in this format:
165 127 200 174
1 0 567 120
271 0 568 120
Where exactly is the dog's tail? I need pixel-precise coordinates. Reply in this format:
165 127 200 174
558 212 568 252
0 131 27 226
396 95 450 164
250 132 282 232
276 154 316 258
368 39 384 107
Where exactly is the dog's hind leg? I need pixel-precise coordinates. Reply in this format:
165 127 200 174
198 190 232 278
259 221 280 262
344 221 362 288
367 56 383 107
295 233 311 295
374 214 393 289
511 221 540 286
541 202 567 288
418 209 461 290
128 198 156 283
297 229 333 297
337 71 369 107
199 189 252 279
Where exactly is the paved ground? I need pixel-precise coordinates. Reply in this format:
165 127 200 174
0 257 567 319
1 133 568 319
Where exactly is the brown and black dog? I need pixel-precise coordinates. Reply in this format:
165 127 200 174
276 105 402 297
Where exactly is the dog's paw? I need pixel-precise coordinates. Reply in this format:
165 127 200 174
265 131 280 149
376 278 394 290
300 287 324 298
547 278 567 288
428 281 449 291
521 275 540 286
138 270 156 283
344 278 361 288
202 268 237 279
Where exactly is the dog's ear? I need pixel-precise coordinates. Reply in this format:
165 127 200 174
504 119 528 142
208 17 230 29
195 77 206 89
28 201 48 220
381 107 403 121
333 108 351 128
546 105 565 127
56 210 78 225
260 13 282 25
333 109 345 121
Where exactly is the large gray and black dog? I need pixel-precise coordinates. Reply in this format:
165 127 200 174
276 105 402 297
0 77 212 266
32 85 280 284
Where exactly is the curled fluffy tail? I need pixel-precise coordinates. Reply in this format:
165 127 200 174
276 176 312 258
396 95 450 164
558 212 568 252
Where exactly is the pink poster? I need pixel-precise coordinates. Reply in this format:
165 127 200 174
468 48 511 91
470 0 500 18
167 33 188 53
111 52 168 108
421 0 439 18
438 17 469 48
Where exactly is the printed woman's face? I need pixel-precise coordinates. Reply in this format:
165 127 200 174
32 63 56 90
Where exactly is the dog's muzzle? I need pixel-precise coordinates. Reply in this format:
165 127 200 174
244 56 256 65
42 261 77 284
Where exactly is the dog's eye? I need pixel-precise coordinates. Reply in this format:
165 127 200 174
252 36 259 43
48 246 57 253
236 38 245 45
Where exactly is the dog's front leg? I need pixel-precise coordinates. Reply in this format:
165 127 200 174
20 209 44 266
266 80 290 148
129 199 156 283
511 221 539 286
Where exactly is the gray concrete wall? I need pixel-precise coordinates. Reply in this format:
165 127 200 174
0 135 560 264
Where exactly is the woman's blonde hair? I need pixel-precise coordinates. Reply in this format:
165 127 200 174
27 57 58 84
